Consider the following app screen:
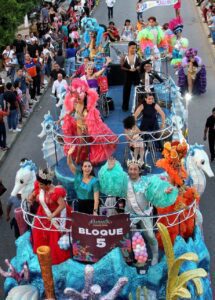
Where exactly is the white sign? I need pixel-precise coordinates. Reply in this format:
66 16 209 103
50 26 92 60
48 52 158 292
142 0 178 12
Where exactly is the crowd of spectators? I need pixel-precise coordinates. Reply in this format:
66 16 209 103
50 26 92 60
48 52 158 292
196 0 215 44
0 0 97 152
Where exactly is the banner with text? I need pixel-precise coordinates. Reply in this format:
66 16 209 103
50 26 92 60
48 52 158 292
142 0 178 12
71 212 131 262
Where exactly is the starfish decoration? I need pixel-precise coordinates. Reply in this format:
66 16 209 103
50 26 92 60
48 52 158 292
64 265 128 300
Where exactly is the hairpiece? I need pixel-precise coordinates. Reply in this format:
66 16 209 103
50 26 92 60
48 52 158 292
38 168 54 181
127 158 142 168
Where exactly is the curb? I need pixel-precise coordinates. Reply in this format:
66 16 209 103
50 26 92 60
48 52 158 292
0 84 49 167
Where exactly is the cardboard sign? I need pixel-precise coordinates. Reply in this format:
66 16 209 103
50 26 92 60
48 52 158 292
142 0 178 11
71 212 131 262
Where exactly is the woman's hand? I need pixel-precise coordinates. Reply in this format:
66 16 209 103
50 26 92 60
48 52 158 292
48 214 53 220
68 145 76 156
93 211 98 216
160 123 165 129
107 156 116 170
165 187 173 194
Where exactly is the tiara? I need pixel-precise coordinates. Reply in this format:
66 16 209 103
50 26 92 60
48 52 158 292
127 159 142 168
38 168 54 181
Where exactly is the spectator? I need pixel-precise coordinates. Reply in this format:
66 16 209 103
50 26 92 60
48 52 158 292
106 0 116 20
54 49 65 69
52 73 68 98
0 78 5 108
13 34 26 67
61 21 69 47
204 107 215 162
0 179 7 217
27 37 40 58
0 102 10 150
2 53 18 84
24 53 40 100
121 19 134 42
104 21 120 42
41 3 50 23
50 63 66 84
44 53 52 78
49 6 56 23
14 81 24 124
136 0 144 21
65 42 77 77
83 1 90 17
39 52 46 88
29 20 38 37
3 82 21 133
14 69 29 115
208 9 215 44
2 45 14 59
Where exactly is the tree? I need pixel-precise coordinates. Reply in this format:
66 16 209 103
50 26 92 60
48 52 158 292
0 0 40 48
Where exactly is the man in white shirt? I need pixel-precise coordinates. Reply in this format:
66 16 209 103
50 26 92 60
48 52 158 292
52 73 68 99
106 0 116 20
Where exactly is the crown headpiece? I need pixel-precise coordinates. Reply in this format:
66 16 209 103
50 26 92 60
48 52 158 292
127 158 142 168
38 168 54 181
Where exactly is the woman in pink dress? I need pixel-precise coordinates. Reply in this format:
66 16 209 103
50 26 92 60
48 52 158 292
62 78 117 165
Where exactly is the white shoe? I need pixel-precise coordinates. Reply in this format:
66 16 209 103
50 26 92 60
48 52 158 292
13 128 21 133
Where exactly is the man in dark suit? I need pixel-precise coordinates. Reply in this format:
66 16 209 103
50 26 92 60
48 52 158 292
139 59 164 102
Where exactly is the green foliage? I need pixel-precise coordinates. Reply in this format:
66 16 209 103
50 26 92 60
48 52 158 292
0 0 40 48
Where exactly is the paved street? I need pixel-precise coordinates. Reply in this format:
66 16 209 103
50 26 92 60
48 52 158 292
0 0 214 297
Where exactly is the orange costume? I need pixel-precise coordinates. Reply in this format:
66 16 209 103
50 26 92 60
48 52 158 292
156 141 199 247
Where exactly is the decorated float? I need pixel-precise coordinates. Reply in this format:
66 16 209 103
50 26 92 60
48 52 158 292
1 13 213 300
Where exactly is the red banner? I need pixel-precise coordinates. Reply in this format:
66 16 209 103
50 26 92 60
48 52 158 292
71 212 132 262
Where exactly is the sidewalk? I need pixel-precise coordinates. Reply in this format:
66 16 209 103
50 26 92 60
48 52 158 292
195 1 215 61
0 69 49 166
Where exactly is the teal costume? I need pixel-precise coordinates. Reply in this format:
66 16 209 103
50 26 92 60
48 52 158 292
98 161 128 198
74 171 99 200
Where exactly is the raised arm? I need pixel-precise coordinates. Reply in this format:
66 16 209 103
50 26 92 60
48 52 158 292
67 146 77 175
94 57 112 78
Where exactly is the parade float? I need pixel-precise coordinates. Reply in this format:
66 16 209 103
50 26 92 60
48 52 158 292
1 12 213 300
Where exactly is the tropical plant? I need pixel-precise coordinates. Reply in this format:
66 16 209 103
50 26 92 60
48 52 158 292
157 223 207 300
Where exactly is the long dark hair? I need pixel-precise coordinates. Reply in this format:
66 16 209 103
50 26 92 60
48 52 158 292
81 160 95 176
82 94 88 113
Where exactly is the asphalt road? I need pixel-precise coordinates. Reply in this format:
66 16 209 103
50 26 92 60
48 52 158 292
0 0 214 297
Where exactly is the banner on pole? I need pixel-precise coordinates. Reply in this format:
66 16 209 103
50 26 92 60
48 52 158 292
142 0 178 12
71 212 132 262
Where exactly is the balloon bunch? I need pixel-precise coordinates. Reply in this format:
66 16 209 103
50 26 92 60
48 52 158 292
132 232 148 264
